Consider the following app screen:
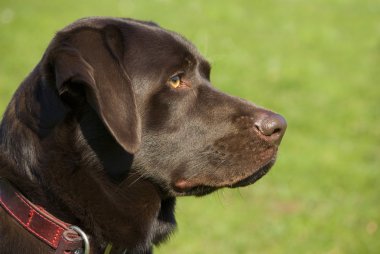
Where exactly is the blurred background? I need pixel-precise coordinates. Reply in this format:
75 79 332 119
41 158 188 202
0 0 379 253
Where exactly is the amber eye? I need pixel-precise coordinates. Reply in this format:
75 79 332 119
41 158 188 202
168 75 181 88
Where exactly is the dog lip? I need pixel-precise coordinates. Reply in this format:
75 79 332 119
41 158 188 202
172 179 210 195
174 179 190 190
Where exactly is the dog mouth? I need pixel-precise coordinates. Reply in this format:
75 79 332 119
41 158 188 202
172 158 276 197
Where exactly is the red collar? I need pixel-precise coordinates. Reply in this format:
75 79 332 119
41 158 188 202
0 178 89 254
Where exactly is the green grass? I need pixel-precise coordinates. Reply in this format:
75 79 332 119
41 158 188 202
1 0 379 253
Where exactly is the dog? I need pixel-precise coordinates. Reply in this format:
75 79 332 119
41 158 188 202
0 17 286 254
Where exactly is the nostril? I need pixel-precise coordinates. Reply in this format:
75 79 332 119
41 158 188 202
254 123 261 132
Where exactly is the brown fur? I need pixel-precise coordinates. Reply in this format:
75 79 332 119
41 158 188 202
0 17 286 253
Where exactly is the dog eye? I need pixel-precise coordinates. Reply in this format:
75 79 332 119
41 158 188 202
168 75 182 88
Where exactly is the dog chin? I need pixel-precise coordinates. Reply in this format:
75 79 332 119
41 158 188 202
170 158 277 197
230 158 276 188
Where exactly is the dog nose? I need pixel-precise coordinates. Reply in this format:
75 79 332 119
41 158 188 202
254 111 287 143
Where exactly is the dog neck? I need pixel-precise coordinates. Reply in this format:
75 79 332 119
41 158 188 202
0 71 176 252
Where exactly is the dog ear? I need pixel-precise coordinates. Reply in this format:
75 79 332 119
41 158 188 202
46 26 141 154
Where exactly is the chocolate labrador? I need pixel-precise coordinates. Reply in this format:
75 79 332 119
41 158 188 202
0 17 286 254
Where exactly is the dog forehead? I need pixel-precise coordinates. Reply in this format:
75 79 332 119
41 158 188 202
124 21 199 57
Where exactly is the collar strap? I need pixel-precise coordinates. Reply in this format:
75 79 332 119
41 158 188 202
0 178 89 254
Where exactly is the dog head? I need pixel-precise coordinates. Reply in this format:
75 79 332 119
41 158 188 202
42 17 286 197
